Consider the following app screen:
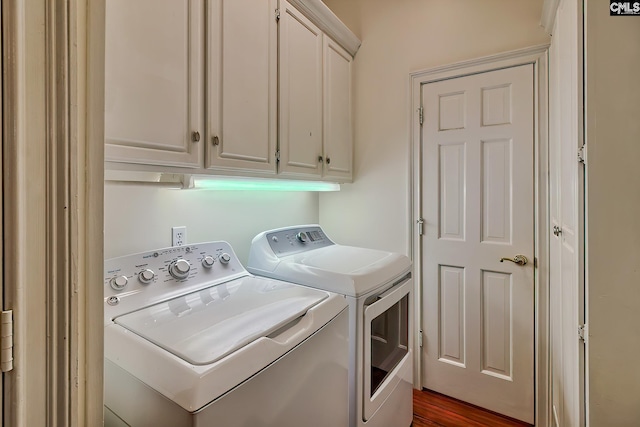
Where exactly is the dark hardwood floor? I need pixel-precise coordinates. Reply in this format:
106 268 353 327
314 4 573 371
413 389 532 427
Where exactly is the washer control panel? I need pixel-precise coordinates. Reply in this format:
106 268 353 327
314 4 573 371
266 226 334 257
104 241 246 324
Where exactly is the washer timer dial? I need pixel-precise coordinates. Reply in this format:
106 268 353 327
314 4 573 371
168 259 191 280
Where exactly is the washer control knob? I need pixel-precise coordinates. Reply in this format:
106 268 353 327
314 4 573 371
218 253 231 265
138 269 155 284
296 232 308 243
202 255 215 268
169 259 191 280
110 276 128 291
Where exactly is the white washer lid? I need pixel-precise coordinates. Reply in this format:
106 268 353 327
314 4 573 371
114 276 328 365
269 245 412 297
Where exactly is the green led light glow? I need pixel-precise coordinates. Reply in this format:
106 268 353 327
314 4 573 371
192 177 340 192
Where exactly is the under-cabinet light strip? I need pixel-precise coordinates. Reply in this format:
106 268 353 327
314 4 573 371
191 177 340 192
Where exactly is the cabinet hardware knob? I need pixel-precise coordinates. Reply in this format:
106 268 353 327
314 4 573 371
326 157 331 165
192 131 201 142
552 225 562 236
318 155 324 162
212 136 220 146
499 255 528 266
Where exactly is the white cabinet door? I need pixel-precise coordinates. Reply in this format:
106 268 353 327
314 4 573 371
322 37 353 182
279 1 324 178
104 0 203 168
206 0 278 174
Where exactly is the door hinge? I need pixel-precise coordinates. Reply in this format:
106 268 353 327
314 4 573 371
578 324 587 342
418 329 423 348
275 8 280 22
417 218 425 236
418 106 424 126
578 145 586 164
275 149 280 163
1 310 14 372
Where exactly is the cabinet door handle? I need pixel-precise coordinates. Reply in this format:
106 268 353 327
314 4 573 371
318 155 324 163
326 157 331 165
212 136 220 146
192 131 200 142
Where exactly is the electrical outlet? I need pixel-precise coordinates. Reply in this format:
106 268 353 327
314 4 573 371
172 226 187 246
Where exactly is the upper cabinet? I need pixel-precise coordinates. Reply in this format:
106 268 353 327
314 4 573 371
104 0 204 168
206 0 278 175
104 0 360 182
323 37 353 182
278 3 324 178
279 2 353 181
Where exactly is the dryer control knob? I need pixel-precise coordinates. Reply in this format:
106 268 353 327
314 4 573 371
218 253 231 265
202 255 215 268
138 269 155 284
169 259 191 280
296 232 308 243
110 275 128 291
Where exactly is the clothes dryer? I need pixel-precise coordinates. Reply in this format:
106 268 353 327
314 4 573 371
247 225 413 427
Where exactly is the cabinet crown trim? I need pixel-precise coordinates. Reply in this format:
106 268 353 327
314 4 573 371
541 0 561 34
287 0 361 57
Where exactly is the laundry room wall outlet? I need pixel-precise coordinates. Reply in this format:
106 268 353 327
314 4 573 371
172 226 187 246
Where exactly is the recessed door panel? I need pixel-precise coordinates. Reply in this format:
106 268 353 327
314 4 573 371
439 143 466 241
481 270 512 380
439 266 465 366
439 92 466 131
481 139 512 244
482 85 512 126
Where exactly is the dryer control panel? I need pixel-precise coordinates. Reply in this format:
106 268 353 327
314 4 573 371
103 241 247 325
265 225 334 257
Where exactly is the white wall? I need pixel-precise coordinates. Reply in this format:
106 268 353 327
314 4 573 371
104 183 319 263
320 0 550 255
585 4 640 425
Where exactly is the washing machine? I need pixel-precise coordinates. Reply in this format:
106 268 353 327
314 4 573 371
103 240 349 427
247 225 413 427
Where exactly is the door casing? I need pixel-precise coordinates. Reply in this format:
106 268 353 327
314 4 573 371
2 0 105 425
409 44 551 426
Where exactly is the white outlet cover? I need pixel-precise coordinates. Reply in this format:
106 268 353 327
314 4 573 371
172 226 187 246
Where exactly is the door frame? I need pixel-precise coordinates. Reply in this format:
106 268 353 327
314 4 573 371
2 0 104 425
409 44 550 426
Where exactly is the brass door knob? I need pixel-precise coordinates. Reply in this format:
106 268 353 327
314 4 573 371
500 255 528 266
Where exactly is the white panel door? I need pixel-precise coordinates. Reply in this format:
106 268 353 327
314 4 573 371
422 65 535 423
549 0 584 425
279 1 324 178
322 37 352 182
206 0 278 174
104 0 203 167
